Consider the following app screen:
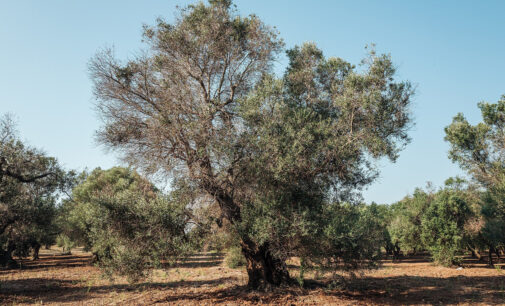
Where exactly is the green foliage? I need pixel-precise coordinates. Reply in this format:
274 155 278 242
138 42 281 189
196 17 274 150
421 189 471 266
388 188 431 254
317 203 385 270
296 257 306 287
445 95 505 257
385 181 479 266
0 114 64 265
481 189 505 252
206 229 234 252
60 167 155 250
93 192 192 283
225 246 246 269
372 203 395 255
63 167 193 282
232 42 413 276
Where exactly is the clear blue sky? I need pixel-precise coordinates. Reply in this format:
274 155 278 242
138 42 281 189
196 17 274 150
1 0 504 204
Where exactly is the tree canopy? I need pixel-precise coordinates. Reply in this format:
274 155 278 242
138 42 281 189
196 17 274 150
0 114 64 266
445 95 505 264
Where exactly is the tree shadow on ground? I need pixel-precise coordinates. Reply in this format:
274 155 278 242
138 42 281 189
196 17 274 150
1 252 225 273
154 285 296 304
148 275 505 305
321 274 505 305
0 276 239 304
382 253 504 267
0 255 91 274
3 274 504 305
2 252 505 304
153 274 505 304
152 276 505 305
172 253 224 268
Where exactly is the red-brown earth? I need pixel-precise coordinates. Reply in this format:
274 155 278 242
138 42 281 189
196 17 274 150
1 247 504 305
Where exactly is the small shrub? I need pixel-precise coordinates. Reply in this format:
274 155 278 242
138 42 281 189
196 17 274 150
225 246 246 269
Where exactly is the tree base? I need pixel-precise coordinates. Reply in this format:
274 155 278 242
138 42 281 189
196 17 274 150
241 240 291 290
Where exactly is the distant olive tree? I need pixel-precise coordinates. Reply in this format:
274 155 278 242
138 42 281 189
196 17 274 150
386 178 484 266
421 188 472 266
90 0 413 288
388 188 432 258
445 95 505 264
0 114 63 266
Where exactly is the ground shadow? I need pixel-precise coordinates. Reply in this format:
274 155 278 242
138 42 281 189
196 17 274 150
2 252 505 304
382 253 504 268
151 273 505 305
0 276 239 304
0 254 92 274
320 274 505 305
173 253 224 268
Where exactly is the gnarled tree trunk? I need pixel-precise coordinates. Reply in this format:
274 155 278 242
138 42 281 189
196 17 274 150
488 245 495 267
240 239 291 289
32 243 41 260
213 189 291 289
392 242 401 262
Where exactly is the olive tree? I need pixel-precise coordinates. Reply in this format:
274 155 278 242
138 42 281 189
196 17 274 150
421 188 472 266
90 0 414 288
0 114 63 266
61 167 193 282
445 95 505 263
388 188 432 258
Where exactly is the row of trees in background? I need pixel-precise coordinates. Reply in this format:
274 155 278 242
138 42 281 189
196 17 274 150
378 179 496 267
1 0 504 290
377 96 505 267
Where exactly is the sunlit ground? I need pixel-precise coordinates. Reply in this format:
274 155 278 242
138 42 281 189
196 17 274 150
1 247 504 305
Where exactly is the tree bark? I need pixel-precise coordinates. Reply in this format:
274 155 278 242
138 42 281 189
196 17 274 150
488 246 494 267
493 246 501 260
209 182 292 289
392 242 401 262
32 243 41 261
468 245 484 261
240 239 291 290
385 245 393 258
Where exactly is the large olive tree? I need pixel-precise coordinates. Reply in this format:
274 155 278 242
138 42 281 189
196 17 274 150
90 0 413 288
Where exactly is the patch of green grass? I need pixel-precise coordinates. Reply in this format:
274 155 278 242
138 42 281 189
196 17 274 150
494 265 503 273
